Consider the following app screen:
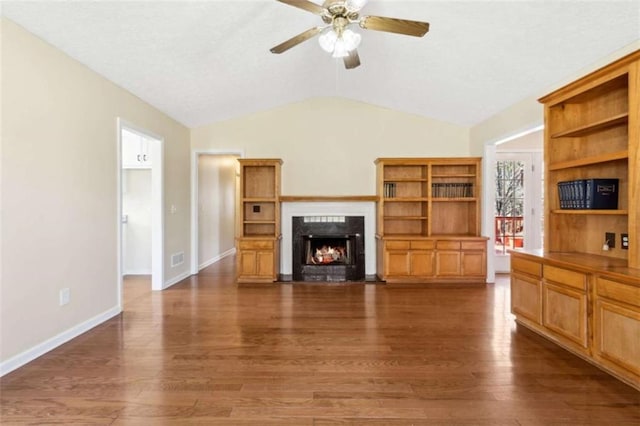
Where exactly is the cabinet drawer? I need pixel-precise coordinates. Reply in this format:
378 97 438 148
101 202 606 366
512 257 542 278
461 241 485 251
411 240 434 250
386 241 410 250
436 241 461 250
597 277 640 308
239 239 273 250
544 265 586 290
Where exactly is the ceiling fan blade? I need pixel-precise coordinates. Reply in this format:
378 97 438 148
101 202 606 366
270 27 323 54
360 16 430 37
277 0 325 15
343 50 361 69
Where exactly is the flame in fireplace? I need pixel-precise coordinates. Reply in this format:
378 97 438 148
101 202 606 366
311 245 347 264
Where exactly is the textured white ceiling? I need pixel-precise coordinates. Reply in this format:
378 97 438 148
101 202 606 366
2 1 639 128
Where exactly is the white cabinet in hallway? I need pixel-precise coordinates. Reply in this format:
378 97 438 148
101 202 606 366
122 128 152 169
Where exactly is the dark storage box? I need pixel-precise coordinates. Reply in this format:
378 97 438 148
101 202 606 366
557 179 619 210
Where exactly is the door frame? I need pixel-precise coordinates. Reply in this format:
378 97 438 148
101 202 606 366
190 149 244 275
493 150 543 272
482 124 543 282
117 118 165 304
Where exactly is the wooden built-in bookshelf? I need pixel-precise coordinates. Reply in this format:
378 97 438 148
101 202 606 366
510 50 640 390
375 157 487 283
236 159 282 283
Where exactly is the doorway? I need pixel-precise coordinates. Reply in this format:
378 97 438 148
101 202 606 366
493 151 543 272
483 126 544 281
117 119 164 302
190 151 242 274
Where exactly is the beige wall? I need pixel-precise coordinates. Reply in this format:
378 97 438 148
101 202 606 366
191 97 471 196
198 155 237 267
470 41 640 154
0 19 191 364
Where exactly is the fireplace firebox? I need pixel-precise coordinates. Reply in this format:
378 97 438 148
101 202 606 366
292 216 365 281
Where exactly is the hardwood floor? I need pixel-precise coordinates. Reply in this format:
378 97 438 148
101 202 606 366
1 256 638 425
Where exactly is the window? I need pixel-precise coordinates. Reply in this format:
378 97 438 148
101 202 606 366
495 160 525 255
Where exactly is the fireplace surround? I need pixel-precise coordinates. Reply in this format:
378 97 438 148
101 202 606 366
280 200 377 281
292 216 365 281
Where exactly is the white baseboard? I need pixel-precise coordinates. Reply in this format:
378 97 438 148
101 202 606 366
163 270 192 290
0 305 121 377
123 269 152 275
198 247 236 271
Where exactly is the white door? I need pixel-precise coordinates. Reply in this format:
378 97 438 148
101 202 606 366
493 152 543 272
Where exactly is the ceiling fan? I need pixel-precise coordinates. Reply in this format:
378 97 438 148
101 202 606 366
270 0 430 69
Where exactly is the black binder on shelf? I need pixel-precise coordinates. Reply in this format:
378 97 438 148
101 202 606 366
557 179 619 210
585 179 619 209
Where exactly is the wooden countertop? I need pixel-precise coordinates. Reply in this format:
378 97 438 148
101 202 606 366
510 249 640 285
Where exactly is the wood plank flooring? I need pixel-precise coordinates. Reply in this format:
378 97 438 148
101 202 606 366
1 256 638 424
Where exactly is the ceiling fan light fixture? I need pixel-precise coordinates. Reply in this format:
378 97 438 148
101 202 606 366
332 38 349 58
319 27 361 57
341 28 361 50
345 0 368 11
318 27 338 52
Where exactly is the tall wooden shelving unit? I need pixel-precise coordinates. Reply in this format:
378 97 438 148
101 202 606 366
510 50 640 390
375 157 487 283
236 159 282 283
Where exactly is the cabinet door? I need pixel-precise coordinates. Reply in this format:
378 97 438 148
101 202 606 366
461 251 485 277
238 250 257 276
386 250 411 276
511 272 542 325
436 251 461 276
594 299 640 380
543 281 588 348
256 251 274 278
594 277 640 381
410 251 434 276
122 134 152 169
122 131 142 168
138 137 152 167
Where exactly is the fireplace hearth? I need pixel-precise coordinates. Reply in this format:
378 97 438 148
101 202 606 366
292 216 365 282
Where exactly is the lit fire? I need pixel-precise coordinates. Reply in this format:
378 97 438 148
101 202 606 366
311 245 347 264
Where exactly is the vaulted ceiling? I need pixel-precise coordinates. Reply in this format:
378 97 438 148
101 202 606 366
2 1 639 128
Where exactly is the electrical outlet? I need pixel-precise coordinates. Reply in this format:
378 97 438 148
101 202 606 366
605 232 615 249
621 233 629 250
253 205 260 213
59 288 70 306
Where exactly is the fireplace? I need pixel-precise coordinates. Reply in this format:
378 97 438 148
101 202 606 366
292 216 365 282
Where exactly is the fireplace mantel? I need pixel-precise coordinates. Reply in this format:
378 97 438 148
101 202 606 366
280 195 377 202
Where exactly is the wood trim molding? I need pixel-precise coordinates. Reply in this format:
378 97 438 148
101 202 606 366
279 195 378 202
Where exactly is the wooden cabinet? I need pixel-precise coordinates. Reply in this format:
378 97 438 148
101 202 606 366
511 49 640 390
594 276 640 385
511 251 640 390
380 240 434 279
236 159 282 283
511 256 543 326
122 128 152 169
237 238 279 281
542 265 588 350
378 236 486 283
375 157 486 283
